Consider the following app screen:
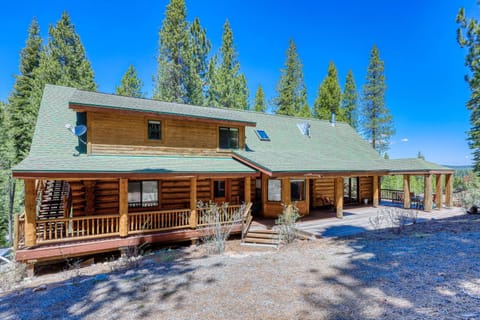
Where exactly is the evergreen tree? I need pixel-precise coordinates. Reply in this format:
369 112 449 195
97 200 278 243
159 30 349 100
341 70 358 129
205 55 217 107
35 11 96 91
187 17 211 105
209 20 249 109
273 39 310 117
154 0 190 103
457 6 480 171
116 65 145 98
360 45 394 154
8 18 43 164
314 61 343 121
253 85 267 112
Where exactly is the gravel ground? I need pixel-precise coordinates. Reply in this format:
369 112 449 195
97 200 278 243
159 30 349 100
1 212 480 320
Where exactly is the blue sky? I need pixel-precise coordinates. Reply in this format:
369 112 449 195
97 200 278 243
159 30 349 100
0 0 476 165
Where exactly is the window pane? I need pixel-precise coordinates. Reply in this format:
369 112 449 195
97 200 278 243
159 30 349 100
214 180 226 198
219 127 229 149
142 181 158 207
290 180 305 201
219 127 239 149
128 182 141 207
229 128 239 149
148 120 162 140
268 179 282 202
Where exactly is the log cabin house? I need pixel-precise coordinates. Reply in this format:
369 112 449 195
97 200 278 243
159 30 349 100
12 85 454 267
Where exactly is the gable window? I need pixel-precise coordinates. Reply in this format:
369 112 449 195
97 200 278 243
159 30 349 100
148 120 162 140
219 127 239 149
128 181 159 208
213 180 226 198
268 179 282 202
290 179 305 201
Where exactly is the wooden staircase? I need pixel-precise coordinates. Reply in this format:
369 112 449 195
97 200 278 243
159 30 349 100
242 228 281 248
38 180 71 220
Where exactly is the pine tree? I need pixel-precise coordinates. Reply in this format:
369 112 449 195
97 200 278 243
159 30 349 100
154 0 190 103
361 45 394 154
314 61 342 121
7 18 43 164
210 20 249 109
253 85 267 112
273 39 310 117
116 65 145 98
205 55 217 107
187 17 211 106
341 70 358 129
35 11 96 91
457 6 480 171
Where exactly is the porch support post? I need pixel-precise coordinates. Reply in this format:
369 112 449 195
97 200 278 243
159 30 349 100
24 179 37 247
189 177 197 228
282 178 291 204
373 176 379 207
244 176 251 204
335 176 344 218
119 178 128 237
445 173 453 207
403 174 411 209
424 174 433 212
435 174 442 209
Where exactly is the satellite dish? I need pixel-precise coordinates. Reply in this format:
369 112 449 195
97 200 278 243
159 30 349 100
65 123 87 144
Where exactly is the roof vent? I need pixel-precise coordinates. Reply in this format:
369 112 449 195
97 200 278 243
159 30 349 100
297 122 311 138
331 112 336 127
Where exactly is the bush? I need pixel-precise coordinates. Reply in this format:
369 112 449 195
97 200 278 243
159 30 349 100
197 201 245 254
275 203 300 244
369 207 418 234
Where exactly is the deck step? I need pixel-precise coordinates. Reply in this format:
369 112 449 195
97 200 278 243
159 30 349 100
242 228 281 247
245 232 280 240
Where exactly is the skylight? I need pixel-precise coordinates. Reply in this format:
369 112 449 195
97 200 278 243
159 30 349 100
255 129 270 141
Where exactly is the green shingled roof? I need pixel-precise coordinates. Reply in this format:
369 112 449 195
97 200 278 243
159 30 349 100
13 85 452 176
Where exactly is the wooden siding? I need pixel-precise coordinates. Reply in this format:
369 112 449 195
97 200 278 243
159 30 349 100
359 176 373 203
311 178 335 208
70 180 119 216
87 111 245 154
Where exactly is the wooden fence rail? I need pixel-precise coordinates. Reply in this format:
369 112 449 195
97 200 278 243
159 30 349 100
197 205 243 226
128 209 191 234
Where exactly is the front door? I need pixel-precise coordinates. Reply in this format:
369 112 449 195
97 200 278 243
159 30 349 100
213 180 227 203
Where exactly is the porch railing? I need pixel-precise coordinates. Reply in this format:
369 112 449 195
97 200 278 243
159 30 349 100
381 189 404 203
197 204 243 227
128 209 191 234
36 214 120 244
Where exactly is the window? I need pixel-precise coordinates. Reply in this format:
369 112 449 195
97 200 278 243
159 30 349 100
255 129 270 141
344 177 358 204
290 179 305 201
148 120 162 140
268 179 282 202
219 127 239 149
128 181 159 208
214 180 226 198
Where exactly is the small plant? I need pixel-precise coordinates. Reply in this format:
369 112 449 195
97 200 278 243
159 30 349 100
64 258 82 281
197 201 245 254
275 203 300 244
370 207 419 234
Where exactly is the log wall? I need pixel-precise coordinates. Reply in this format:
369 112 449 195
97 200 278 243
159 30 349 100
359 176 373 203
311 177 335 208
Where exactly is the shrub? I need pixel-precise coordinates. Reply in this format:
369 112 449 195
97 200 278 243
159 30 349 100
275 203 300 244
369 207 419 234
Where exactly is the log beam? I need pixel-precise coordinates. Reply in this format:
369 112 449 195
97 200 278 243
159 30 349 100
335 177 344 218
244 176 251 204
119 178 128 237
435 175 442 209
24 179 37 247
189 177 197 228
445 174 453 208
403 174 411 209
373 176 379 207
424 174 433 212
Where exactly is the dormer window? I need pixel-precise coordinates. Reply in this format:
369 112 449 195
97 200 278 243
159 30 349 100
219 127 239 149
148 120 162 140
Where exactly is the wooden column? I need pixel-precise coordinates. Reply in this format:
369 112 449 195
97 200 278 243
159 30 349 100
424 174 433 212
435 175 442 209
403 174 411 209
24 179 37 247
281 178 291 204
119 178 129 237
335 177 344 218
445 173 453 207
244 176 251 204
305 178 310 215
372 176 379 207
189 177 198 228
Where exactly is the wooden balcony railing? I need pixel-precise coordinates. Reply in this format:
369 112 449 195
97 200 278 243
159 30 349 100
36 214 120 244
197 204 243 226
381 189 404 203
128 209 191 234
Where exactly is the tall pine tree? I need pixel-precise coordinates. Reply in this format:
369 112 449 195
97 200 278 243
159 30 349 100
361 45 394 154
154 0 190 103
457 6 480 171
253 85 267 112
273 39 310 117
341 70 359 129
313 61 342 121
116 65 145 98
187 17 211 105
209 20 249 109
8 18 43 164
